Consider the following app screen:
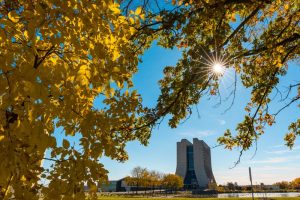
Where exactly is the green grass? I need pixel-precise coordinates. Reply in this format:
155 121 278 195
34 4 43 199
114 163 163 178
97 197 300 200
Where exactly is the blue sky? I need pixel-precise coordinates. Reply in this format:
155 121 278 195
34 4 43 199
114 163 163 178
100 43 300 185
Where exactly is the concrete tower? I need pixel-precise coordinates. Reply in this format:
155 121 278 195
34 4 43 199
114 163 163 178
175 138 216 189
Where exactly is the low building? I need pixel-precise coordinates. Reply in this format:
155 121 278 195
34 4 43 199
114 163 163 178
262 185 280 190
100 178 130 192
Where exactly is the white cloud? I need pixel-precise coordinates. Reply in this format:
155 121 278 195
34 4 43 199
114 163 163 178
272 144 284 148
178 130 216 138
266 145 300 154
254 165 300 171
249 155 300 164
218 119 226 125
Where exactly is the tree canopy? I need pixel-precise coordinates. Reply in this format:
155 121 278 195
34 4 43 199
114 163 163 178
0 0 299 199
129 0 299 164
124 167 183 193
0 0 150 199
124 166 164 193
292 178 300 189
161 174 184 191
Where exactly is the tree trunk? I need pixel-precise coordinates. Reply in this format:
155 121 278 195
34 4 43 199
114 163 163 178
136 183 138 194
152 185 154 196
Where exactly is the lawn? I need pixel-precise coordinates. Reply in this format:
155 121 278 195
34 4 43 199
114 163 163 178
97 197 300 200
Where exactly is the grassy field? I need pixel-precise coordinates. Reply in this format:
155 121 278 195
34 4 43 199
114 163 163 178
97 197 300 200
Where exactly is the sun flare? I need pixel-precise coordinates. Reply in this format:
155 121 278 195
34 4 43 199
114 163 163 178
191 45 235 95
212 62 225 75
192 46 231 79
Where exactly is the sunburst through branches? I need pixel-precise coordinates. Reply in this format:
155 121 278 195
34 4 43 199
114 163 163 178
191 45 235 95
212 62 225 75
194 46 231 77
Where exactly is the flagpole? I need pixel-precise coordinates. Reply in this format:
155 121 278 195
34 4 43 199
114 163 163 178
249 167 254 200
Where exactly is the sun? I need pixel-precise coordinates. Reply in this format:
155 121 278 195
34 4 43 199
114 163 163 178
191 45 235 96
192 46 230 79
212 62 225 75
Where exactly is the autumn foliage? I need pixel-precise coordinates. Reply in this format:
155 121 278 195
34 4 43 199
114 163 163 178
124 167 183 193
0 0 150 199
0 0 299 199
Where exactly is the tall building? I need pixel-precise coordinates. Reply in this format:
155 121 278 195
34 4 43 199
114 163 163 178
176 138 216 189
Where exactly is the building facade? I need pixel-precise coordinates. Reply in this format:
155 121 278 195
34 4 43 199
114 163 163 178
176 138 216 189
100 178 130 192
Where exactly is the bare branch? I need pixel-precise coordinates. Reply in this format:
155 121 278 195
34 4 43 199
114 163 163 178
282 83 300 101
230 149 243 169
274 96 300 117
223 71 237 114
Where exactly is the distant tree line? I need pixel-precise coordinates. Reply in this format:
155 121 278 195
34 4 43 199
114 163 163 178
216 178 300 193
274 178 300 190
124 166 183 195
124 168 300 195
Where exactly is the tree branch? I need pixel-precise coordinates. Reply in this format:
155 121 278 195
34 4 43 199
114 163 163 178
220 5 260 48
237 33 300 58
274 96 300 117
33 45 55 69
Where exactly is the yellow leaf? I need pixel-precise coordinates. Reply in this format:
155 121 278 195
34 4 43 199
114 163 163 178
50 56 58 65
156 15 163 22
129 17 135 24
276 61 282 67
125 90 129 97
117 81 123 88
113 67 120 73
130 27 136 35
94 86 103 93
269 6 275 13
20 175 27 182
112 50 120 61
231 14 236 22
277 46 284 53
0 135 4 142
135 7 142 15
105 88 115 98
67 75 75 82
36 36 41 42
8 11 20 23
89 42 94 50
24 30 29 39
109 4 121 15
78 65 90 76
110 88 115 97
78 19 84 28
64 16 70 22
